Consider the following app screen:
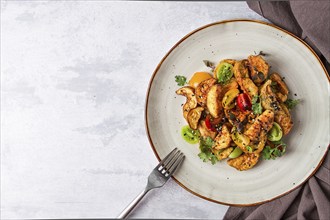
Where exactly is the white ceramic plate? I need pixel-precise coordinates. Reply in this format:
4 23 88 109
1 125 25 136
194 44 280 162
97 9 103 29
145 20 329 206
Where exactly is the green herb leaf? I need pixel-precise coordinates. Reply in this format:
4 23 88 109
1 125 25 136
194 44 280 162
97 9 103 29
198 152 208 162
203 136 214 148
198 137 218 165
252 95 263 115
175 75 187 86
284 98 300 110
210 154 218 165
262 146 273 160
262 140 287 160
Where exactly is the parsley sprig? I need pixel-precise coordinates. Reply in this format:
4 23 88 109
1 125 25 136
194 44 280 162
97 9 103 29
175 75 187 86
252 95 263 115
262 140 287 160
284 98 300 110
198 137 218 165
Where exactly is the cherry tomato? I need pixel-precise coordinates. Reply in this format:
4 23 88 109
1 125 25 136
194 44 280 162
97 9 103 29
189 72 213 88
205 115 222 132
237 93 252 112
205 115 215 131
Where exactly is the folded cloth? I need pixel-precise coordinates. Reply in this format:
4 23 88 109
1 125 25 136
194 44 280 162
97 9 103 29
224 1 330 220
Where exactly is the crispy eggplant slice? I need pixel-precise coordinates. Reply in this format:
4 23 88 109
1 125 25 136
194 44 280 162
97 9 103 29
270 73 289 102
275 103 293 135
241 78 258 100
207 84 223 118
187 107 204 130
260 80 281 111
260 80 292 135
213 125 231 150
227 153 260 171
244 109 274 142
176 86 198 120
248 55 269 84
195 78 217 106
233 60 249 80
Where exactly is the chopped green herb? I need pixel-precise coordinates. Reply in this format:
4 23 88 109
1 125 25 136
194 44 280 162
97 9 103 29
252 95 263 115
198 137 218 165
198 152 208 162
262 140 287 160
200 136 214 151
284 98 300 110
210 154 218 165
175 75 187 86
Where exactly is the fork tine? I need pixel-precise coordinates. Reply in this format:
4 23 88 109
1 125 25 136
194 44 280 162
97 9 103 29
167 153 185 176
160 150 181 173
156 148 177 169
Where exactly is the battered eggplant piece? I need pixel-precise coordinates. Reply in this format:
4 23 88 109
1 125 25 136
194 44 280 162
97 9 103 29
248 55 269 84
244 109 274 142
227 153 260 171
233 60 258 100
233 60 249 80
260 80 292 135
187 107 204 130
270 73 289 102
249 130 267 153
213 125 231 150
275 103 293 135
223 78 239 92
206 84 223 118
195 78 217 106
176 86 198 120
241 78 258 100
260 80 280 111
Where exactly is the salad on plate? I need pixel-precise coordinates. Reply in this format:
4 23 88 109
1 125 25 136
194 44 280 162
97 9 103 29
175 54 300 171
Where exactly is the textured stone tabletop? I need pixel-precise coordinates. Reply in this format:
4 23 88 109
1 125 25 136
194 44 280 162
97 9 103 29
1 1 266 219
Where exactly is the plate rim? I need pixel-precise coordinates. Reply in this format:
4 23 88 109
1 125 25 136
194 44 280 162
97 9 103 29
144 19 330 206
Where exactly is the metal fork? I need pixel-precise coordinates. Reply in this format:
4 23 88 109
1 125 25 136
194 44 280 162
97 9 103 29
118 148 185 219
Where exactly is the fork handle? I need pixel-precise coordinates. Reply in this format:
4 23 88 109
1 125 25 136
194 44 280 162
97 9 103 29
118 189 149 219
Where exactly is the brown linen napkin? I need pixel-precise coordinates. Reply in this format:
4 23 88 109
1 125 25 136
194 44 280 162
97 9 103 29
224 1 330 220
